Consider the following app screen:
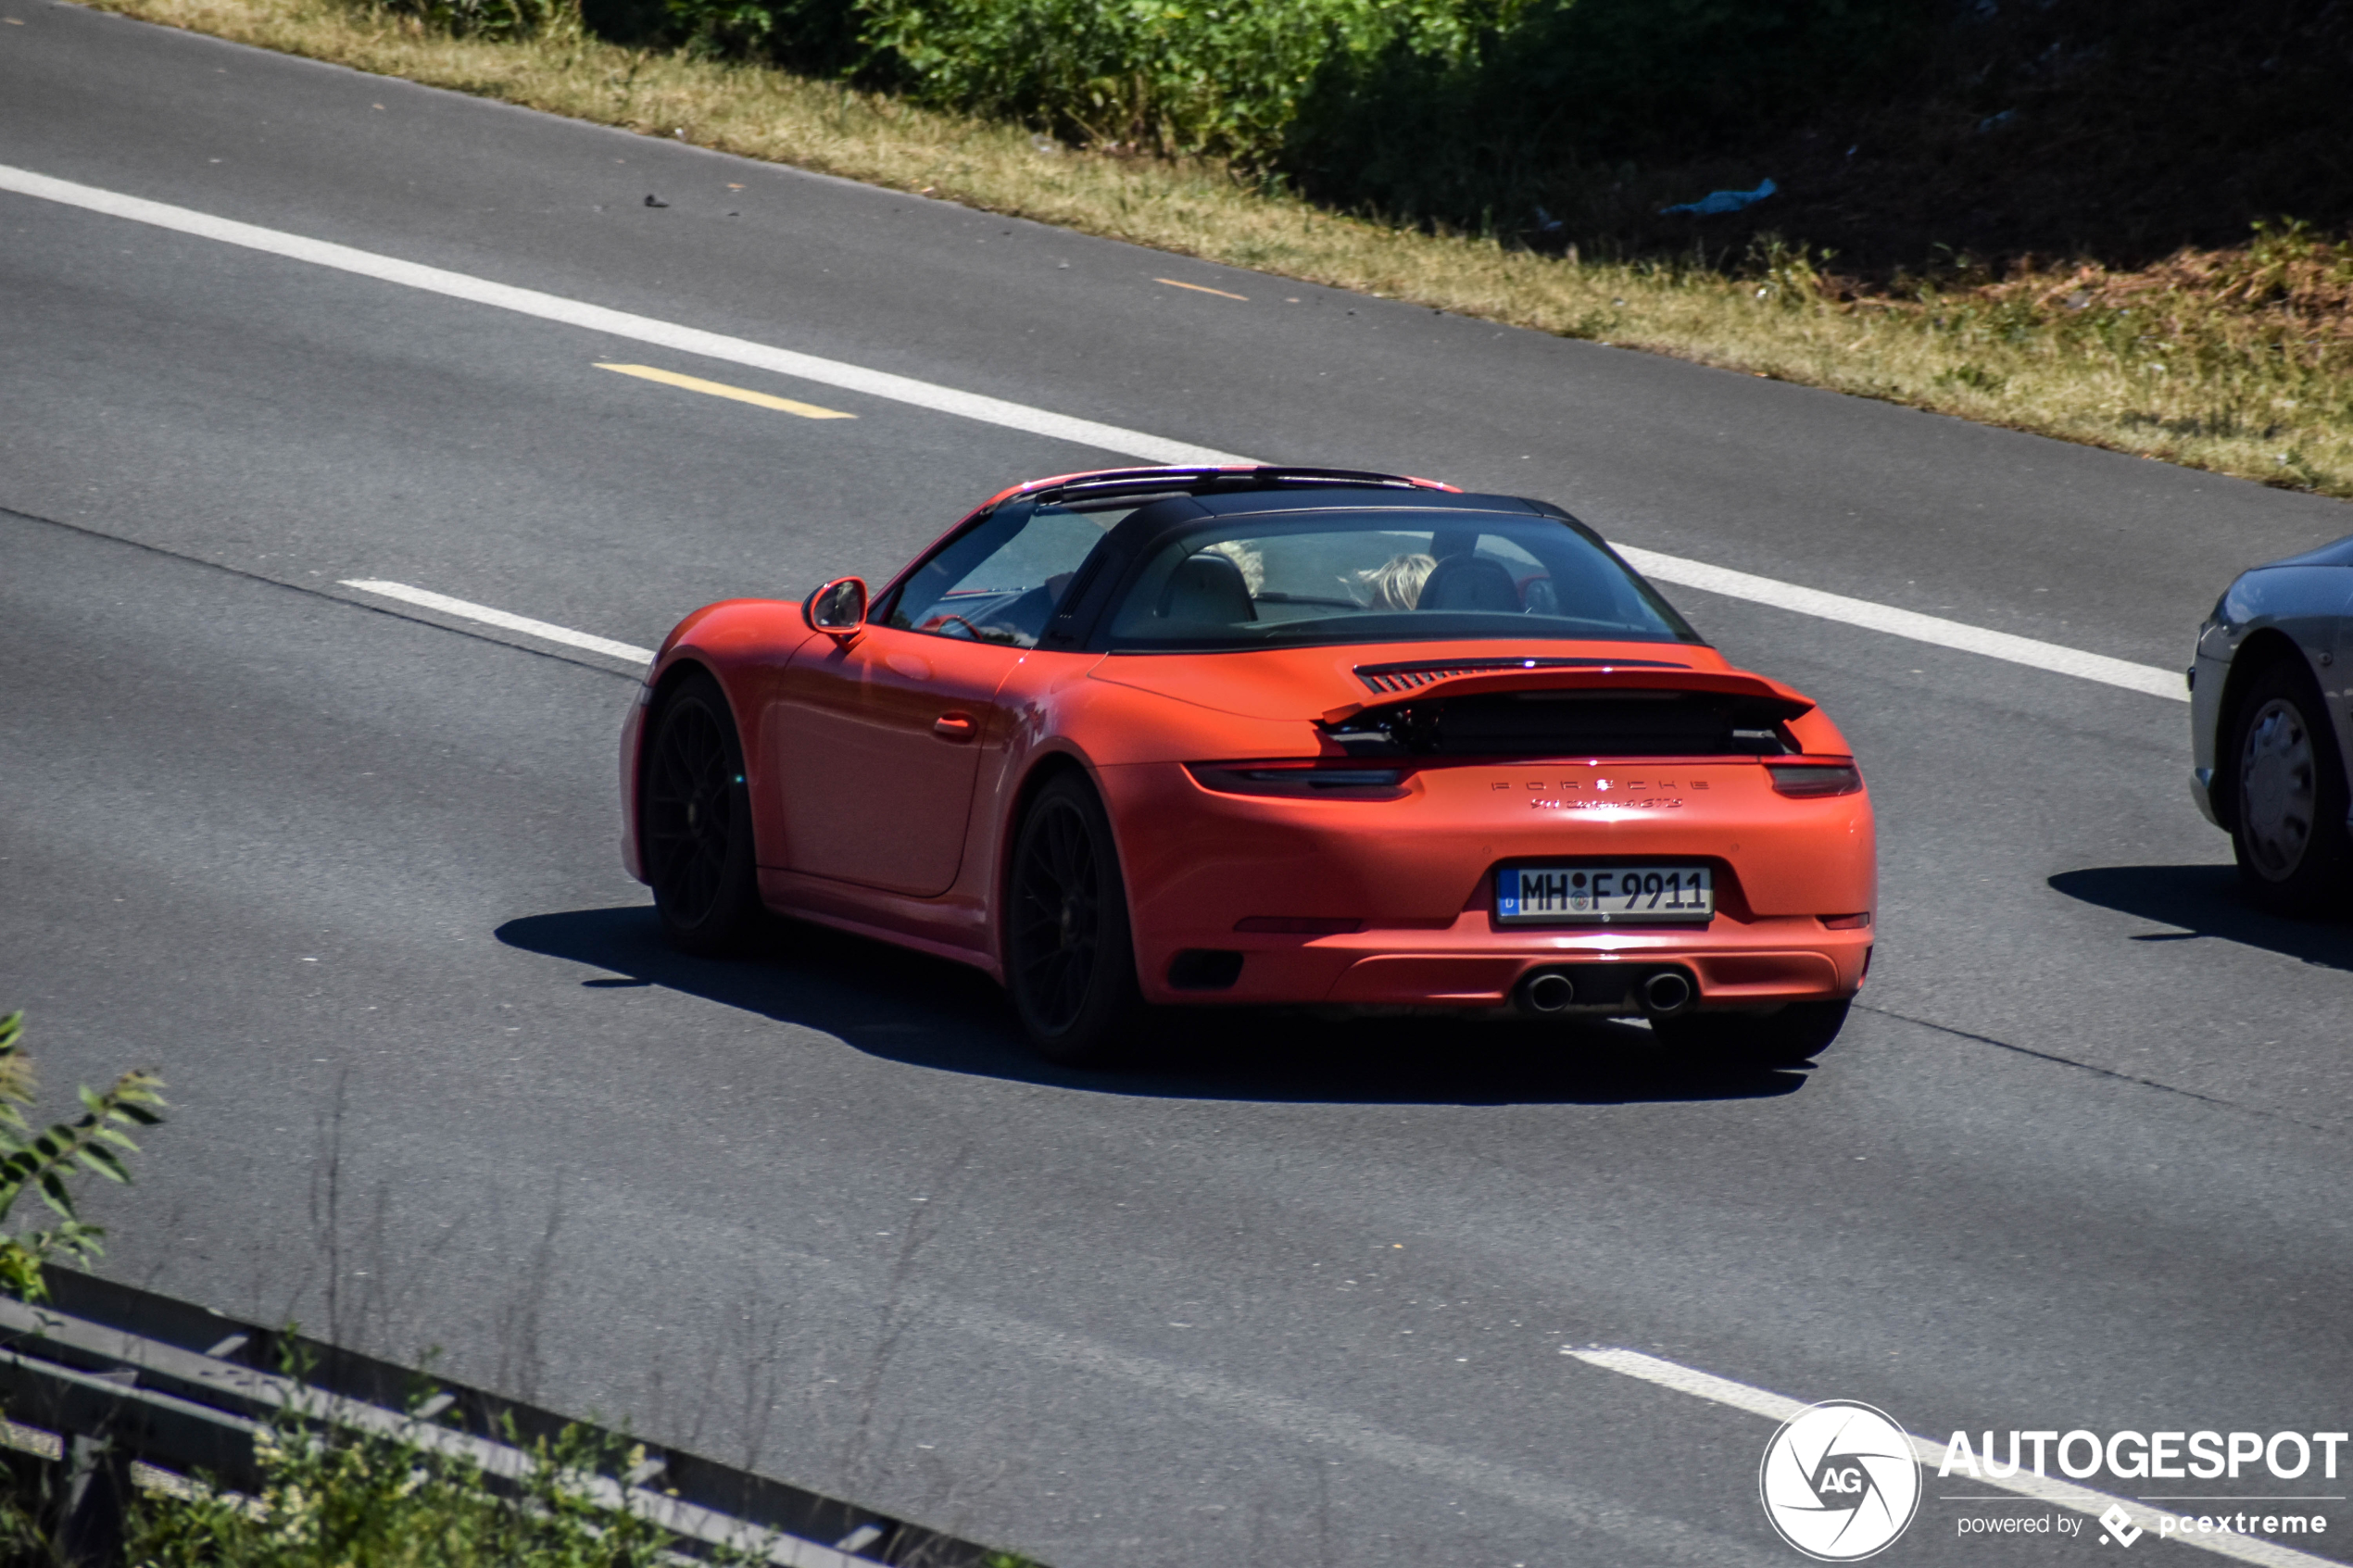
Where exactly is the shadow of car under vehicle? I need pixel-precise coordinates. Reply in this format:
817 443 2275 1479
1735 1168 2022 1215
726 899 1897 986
495 905 1809 1108
2047 864 2353 971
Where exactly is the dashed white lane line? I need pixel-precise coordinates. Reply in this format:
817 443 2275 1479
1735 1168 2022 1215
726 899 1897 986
3 162 2188 703
1569 1348 2340 1568
0 162 1236 467
1617 546 2189 701
341 580 654 663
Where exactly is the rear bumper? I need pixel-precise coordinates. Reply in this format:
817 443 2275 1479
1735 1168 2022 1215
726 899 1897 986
1135 912 1869 1009
1102 757 1873 1009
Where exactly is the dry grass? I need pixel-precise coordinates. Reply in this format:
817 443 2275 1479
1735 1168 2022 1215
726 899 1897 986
77 0 2353 500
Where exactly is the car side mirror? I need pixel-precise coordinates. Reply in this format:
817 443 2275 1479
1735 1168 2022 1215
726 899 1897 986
805 577 867 641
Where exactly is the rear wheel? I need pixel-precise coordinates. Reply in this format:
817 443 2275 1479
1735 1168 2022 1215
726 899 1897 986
1653 999 1849 1068
2228 660 2352 916
1006 774 1144 1066
644 671 763 954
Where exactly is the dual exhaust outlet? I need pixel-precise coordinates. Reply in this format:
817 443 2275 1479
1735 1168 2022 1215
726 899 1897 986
1516 965 1695 1019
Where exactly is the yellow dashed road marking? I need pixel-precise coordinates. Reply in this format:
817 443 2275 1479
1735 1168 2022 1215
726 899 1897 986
596 361 855 420
1154 278 1248 301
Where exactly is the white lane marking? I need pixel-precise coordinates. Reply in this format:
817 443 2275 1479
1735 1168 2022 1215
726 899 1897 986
933 1308 1779 1564
1570 1348 2340 1568
1 162 2190 704
0 162 1241 467
341 580 655 663
1617 545 2188 701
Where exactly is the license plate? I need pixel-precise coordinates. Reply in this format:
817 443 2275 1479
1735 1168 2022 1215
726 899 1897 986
1496 864 1714 924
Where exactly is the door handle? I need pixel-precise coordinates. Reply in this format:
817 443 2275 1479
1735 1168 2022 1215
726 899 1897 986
932 711 977 740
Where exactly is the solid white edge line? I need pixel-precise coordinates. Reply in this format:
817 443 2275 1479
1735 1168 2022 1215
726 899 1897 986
0 162 1250 469
1568 1348 2343 1568
3 162 2193 704
341 580 656 663
1616 545 2190 701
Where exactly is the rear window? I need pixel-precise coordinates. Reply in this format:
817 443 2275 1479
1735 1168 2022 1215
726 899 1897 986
1101 511 1699 651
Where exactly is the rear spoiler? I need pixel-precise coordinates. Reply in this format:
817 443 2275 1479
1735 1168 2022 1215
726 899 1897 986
1318 665 1815 724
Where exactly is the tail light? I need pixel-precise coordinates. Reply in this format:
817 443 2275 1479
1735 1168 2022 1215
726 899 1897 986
1767 762 1863 797
1187 762 1411 799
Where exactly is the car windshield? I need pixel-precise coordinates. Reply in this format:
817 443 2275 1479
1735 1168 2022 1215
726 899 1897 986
1102 511 1700 651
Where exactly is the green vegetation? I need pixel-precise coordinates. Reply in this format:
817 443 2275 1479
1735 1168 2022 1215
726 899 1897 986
128 1411 696 1568
0 1375 753 1567
631 0 1923 235
69 0 2353 502
611 0 2351 276
0 1012 166 1305
848 0 1511 164
2 1391 1047 1566
0 1014 1036 1566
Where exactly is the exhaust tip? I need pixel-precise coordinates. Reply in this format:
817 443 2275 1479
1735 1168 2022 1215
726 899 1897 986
1642 970 1694 1015
1523 972 1576 1014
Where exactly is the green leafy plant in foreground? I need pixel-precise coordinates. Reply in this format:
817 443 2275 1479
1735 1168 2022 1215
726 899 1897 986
131 1406 696 1568
117 1361 1041 1568
0 1011 166 1303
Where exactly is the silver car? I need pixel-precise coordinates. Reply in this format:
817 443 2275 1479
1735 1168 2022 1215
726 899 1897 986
2191 535 2353 913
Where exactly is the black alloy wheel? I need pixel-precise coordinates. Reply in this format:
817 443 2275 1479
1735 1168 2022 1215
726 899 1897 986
1652 998 1850 1069
1007 773 1144 1065
644 671 763 954
2227 659 2352 916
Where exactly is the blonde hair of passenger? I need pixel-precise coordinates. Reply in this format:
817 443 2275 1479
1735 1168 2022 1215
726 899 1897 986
1353 553 1437 611
1204 538 1266 594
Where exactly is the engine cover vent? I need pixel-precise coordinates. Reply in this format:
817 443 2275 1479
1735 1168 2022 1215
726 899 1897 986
1353 656 1683 695
1324 690 1799 758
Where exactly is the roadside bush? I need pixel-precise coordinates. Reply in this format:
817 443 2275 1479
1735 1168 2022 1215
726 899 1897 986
1283 0 1924 227
0 1011 165 1305
851 0 1518 160
372 0 578 42
639 0 1922 188
130 1405 691 1568
654 0 856 67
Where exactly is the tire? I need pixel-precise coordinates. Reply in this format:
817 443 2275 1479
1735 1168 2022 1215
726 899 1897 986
1006 773 1145 1066
643 671 764 955
2227 659 2353 916
1653 999 1849 1068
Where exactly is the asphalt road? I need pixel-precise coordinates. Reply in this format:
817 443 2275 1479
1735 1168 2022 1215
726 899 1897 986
5 6 2353 1564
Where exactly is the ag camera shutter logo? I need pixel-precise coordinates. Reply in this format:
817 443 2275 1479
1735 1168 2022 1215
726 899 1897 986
1759 1400 1922 1561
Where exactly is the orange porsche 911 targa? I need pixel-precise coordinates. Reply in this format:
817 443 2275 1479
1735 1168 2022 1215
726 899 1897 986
621 466 1874 1066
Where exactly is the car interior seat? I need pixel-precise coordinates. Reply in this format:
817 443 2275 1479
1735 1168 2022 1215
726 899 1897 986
1159 553 1258 623
1417 555 1522 612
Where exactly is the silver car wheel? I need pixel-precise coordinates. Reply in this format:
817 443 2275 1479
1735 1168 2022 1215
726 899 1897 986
2239 696 2318 879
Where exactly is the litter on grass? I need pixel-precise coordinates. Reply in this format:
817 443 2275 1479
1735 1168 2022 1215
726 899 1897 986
1660 178 1777 216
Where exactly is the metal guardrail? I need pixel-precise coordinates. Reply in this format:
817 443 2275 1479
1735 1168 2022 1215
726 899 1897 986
0 1267 1021 1568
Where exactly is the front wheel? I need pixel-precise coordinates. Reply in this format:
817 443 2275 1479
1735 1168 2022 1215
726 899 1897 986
643 671 764 955
1653 999 1849 1068
1006 773 1144 1066
2228 660 2352 916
